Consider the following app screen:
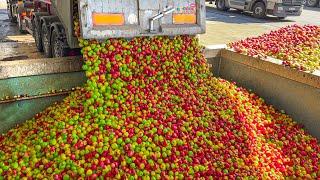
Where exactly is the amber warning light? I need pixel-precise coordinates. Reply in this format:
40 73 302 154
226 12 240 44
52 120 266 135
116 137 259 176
92 13 125 26
173 14 197 24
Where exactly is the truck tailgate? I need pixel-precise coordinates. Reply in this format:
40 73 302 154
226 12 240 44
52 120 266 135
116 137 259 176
78 0 206 39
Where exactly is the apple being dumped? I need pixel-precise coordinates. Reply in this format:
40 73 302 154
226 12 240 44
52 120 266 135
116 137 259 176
228 25 320 72
0 24 320 180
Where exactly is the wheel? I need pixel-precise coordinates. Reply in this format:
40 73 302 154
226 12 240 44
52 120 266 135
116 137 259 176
216 0 229 11
252 2 266 18
51 28 69 58
7 4 12 21
7 5 17 23
33 18 43 52
41 23 52 58
302 0 307 5
306 0 318 7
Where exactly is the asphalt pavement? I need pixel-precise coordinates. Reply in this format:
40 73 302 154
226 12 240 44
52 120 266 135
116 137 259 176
207 4 320 27
0 8 42 61
200 4 320 45
0 9 20 42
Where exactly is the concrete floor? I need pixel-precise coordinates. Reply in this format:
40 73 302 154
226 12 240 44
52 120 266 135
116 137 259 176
0 0 5 10
0 9 20 41
0 8 43 61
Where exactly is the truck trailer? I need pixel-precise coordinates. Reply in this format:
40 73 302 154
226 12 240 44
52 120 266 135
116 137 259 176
6 0 206 58
210 0 303 19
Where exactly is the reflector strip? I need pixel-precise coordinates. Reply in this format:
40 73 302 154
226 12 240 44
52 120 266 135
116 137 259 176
173 14 197 24
92 13 125 26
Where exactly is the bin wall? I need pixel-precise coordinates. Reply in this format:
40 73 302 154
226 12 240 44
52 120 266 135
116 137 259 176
207 49 320 140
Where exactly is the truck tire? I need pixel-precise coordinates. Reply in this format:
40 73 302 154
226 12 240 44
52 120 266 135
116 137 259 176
41 23 52 58
306 0 318 6
252 2 266 18
216 0 229 11
51 28 69 58
7 4 17 23
302 0 307 5
33 18 43 52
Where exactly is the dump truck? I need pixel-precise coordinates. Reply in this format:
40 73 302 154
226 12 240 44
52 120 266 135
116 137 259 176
212 0 303 19
6 0 206 58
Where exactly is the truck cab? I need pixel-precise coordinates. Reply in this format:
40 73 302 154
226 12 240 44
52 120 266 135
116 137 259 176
214 0 303 18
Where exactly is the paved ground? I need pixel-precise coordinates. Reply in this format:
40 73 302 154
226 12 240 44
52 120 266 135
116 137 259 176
0 0 5 10
0 2 319 60
200 3 320 45
0 8 41 61
0 9 19 41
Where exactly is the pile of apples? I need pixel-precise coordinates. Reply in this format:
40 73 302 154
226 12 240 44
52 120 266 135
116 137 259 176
0 9 319 179
228 25 320 72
